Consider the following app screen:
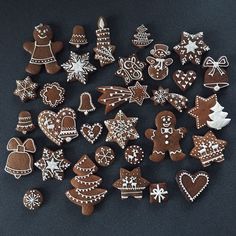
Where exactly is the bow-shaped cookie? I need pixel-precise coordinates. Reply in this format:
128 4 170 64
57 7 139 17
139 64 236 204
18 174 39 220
7 137 36 153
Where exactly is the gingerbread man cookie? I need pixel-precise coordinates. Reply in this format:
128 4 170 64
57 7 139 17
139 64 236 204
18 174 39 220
146 44 173 80
145 111 187 162
23 23 63 75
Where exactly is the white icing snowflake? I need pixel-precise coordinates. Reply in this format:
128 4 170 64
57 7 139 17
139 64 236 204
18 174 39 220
104 110 139 149
62 51 96 84
23 190 42 210
152 87 169 105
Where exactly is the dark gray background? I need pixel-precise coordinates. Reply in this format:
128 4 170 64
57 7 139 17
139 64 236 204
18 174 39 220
0 0 235 235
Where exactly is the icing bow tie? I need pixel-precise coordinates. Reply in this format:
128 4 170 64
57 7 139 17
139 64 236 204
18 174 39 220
7 137 36 153
161 128 173 134
150 185 168 203
203 56 229 77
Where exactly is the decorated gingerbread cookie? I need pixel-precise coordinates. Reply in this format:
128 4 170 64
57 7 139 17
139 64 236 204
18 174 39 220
66 155 107 216
173 31 210 65
104 110 139 149
93 16 115 67
95 146 115 167
173 70 197 91
35 148 71 181
62 51 96 84
124 145 144 165
113 167 150 199
14 76 38 102
132 24 153 48
23 189 43 210
115 54 146 85
97 81 150 113
80 123 103 144
146 44 173 80
190 131 227 167
38 107 78 146
40 82 65 108
188 94 231 130
203 56 229 91
78 92 96 115
151 87 188 112
69 25 88 48
23 23 63 74
145 111 187 162
149 183 168 204
5 138 36 179
176 170 209 202
16 111 35 134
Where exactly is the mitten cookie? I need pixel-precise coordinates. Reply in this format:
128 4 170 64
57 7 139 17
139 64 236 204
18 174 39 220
173 32 210 65
23 23 63 74
146 44 173 80
145 111 187 162
66 155 107 216
5 138 36 179
113 167 149 199
203 56 229 91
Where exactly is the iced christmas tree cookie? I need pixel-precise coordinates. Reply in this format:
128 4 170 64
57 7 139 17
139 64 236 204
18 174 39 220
97 81 150 113
188 94 231 130
176 170 209 202
190 131 227 167
23 23 63 74
145 111 187 162
66 155 107 216
132 24 153 48
173 32 210 65
104 110 139 149
113 167 149 199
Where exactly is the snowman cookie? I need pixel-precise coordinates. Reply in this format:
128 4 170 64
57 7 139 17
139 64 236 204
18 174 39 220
145 111 187 162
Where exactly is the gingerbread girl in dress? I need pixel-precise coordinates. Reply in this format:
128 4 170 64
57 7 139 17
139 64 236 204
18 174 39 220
145 111 187 162
23 23 63 75
146 44 173 80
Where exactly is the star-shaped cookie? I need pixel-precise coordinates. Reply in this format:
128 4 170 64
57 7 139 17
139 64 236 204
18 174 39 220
14 76 38 102
35 148 71 181
104 110 139 149
128 82 150 105
188 94 217 129
115 54 146 85
113 167 150 199
62 51 96 84
190 131 227 167
173 32 210 65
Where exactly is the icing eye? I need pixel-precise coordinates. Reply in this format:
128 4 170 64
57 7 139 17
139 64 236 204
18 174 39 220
43 30 46 33
38 30 41 33
167 117 171 121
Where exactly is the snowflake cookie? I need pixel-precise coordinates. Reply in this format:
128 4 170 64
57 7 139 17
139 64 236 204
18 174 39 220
95 146 115 167
104 110 139 149
62 51 96 84
23 189 43 210
35 148 71 181
173 32 210 65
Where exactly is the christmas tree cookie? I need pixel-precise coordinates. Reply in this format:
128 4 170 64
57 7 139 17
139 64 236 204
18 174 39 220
66 155 107 216
132 24 153 48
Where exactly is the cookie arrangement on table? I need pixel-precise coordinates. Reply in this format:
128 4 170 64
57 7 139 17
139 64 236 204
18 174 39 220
6 19 231 216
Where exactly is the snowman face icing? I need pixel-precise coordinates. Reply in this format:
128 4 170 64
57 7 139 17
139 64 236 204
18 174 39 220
33 24 53 43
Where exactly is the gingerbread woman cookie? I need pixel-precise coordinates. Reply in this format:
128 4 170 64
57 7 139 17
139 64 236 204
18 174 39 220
23 23 63 75
146 44 173 80
145 111 187 162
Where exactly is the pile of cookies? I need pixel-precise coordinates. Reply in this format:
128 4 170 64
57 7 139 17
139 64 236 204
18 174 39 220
6 17 230 215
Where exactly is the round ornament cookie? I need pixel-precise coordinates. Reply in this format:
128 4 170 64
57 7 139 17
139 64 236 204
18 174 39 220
95 146 115 167
124 145 144 164
23 189 43 210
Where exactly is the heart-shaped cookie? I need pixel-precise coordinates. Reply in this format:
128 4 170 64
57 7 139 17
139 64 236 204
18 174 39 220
176 170 209 202
173 70 196 91
38 107 78 146
80 123 103 144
